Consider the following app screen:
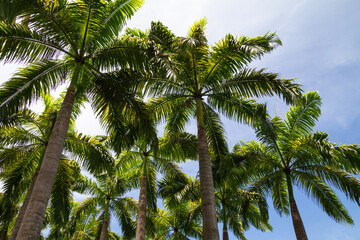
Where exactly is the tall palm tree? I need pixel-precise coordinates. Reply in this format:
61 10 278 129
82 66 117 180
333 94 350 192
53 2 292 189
119 131 198 240
212 153 272 240
0 95 80 239
0 94 114 239
237 91 360 240
72 163 139 240
0 0 146 238
143 19 302 239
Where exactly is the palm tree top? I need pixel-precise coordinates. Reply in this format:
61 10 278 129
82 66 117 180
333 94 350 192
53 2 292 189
0 0 147 117
144 18 301 102
237 91 360 225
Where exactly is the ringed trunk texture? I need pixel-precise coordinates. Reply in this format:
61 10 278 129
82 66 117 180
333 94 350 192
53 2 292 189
222 229 229 240
16 87 76 240
285 172 308 240
197 127 219 239
9 172 39 240
99 220 109 240
290 202 308 240
222 203 229 240
195 98 219 240
136 175 147 240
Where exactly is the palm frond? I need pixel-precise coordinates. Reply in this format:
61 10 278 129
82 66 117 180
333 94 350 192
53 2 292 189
202 102 228 156
149 95 193 124
206 68 302 105
207 94 262 125
294 170 353 224
297 164 360 206
284 91 322 140
65 133 114 174
111 197 137 239
94 0 144 45
91 34 150 71
148 21 175 50
164 97 196 133
158 132 198 161
0 0 31 24
0 59 71 112
0 22 69 63
50 158 80 225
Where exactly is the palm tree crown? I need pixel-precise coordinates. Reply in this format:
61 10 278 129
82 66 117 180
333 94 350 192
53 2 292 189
141 18 302 239
237 91 360 240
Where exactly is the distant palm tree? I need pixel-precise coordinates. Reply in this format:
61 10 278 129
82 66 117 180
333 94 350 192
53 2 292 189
157 176 203 240
0 1 145 237
119 131 197 240
47 201 100 240
72 161 139 240
237 91 360 240
143 19 302 239
47 201 123 240
152 203 202 240
212 153 272 240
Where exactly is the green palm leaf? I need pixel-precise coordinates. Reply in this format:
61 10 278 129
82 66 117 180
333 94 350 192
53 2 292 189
294 170 353 224
0 60 71 111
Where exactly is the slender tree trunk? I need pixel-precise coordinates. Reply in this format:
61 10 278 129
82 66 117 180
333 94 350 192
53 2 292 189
99 219 109 240
15 84 77 240
135 174 147 240
290 202 307 240
222 203 229 240
285 172 308 240
9 172 39 240
195 98 219 240
223 229 229 240
1 229 8 240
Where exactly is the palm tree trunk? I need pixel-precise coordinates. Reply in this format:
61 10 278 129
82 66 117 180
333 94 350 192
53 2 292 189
135 174 147 240
222 202 229 240
9 171 39 240
1 229 8 240
285 172 308 240
195 98 219 240
223 229 229 240
15 83 77 240
99 219 109 240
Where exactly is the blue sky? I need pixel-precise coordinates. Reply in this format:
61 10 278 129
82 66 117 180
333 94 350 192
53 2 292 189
1 0 360 239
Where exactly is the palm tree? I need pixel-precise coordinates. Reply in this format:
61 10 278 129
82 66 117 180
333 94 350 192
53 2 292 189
0 94 114 239
212 153 272 240
0 0 146 238
46 201 123 240
119 131 198 240
157 176 203 240
72 162 139 240
237 91 360 240
143 19 302 239
152 203 203 240
0 95 80 239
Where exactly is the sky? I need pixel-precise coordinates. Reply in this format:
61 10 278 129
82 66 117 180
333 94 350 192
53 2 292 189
1 0 360 239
